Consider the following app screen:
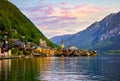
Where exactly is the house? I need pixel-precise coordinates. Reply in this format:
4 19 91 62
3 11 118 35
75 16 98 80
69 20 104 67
25 42 31 50
32 46 43 55
0 44 12 56
32 46 55 56
36 47 42 53
40 38 47 47
14 41 25 50
49 48 55 56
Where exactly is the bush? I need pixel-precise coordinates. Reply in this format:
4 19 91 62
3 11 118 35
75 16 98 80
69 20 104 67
18 50 23 55
23 49 31 55
11 48 19 55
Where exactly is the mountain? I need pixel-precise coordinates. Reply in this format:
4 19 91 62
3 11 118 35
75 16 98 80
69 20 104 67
0 0 55 47
50 34 72 45
51 11 120 50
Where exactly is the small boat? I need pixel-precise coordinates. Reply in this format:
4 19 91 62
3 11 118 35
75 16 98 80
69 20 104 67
33 53 41 57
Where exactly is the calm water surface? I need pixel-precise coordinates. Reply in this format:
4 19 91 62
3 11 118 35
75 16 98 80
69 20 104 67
0 55 120 81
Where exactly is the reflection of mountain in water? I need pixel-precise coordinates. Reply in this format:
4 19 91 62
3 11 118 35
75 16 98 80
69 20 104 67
36 56 120 81
0 56 120 81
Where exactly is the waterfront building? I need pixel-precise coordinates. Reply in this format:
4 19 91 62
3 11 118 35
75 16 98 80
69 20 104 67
32 46 55 56
68 46 78 50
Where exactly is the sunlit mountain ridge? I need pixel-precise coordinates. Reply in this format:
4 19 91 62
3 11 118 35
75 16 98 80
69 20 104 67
50 11 120 51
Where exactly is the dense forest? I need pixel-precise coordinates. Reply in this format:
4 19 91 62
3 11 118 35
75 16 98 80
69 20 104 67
0 0 56 47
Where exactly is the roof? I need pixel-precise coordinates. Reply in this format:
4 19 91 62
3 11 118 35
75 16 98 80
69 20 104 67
14 41 25 46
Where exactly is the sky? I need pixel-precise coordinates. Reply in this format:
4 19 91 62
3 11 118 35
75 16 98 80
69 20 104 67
9 0 120 38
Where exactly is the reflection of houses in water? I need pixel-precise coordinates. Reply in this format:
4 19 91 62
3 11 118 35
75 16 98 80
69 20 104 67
36 57 55 80
0 60 11 80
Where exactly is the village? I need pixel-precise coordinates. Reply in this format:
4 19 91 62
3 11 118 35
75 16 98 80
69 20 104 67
0 31 96 58
0 31 56 58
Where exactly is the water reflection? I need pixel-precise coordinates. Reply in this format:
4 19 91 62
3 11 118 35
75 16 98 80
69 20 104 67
0 56 120 81
0 60 11 81
36 56 120 81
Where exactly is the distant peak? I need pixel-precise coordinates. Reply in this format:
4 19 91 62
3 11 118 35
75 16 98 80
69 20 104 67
94 21 99 24
89 21 99 27
106 13 115 18
116 11 120 16
101 12 117 22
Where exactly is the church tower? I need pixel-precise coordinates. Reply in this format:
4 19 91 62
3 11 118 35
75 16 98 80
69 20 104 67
61 38 64 49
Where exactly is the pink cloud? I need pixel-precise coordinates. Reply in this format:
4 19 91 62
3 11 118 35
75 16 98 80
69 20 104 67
21 2 103 19
60 16 77 20
21 4 55 16
57 4 103 18
22 3 103 27
73 4 103 14
60 2 69 5
21 4 104 26
19 2 104 38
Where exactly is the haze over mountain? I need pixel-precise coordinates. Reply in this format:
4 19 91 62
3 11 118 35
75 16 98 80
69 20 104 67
50 34 73 46
0 0 55 47
50 11 120 50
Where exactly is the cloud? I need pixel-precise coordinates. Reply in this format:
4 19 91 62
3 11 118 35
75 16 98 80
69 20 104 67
41 27 73 38
37 20 91 38
21 2 103 18
78 5 103 14
60 2 69 5
18 1 104 38
60 4 103 18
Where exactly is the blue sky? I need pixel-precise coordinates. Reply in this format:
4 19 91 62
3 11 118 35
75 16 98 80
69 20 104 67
9 0 120 38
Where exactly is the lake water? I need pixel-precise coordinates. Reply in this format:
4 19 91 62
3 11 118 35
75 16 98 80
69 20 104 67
0 55 120 81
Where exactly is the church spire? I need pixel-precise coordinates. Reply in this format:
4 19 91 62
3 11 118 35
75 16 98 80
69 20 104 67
61 38 64 49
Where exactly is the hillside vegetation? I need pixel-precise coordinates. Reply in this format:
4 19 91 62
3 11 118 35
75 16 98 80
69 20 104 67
0 0 55 47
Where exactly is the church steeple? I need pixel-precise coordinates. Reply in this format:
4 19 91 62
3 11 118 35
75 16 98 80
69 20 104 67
61 38 64 49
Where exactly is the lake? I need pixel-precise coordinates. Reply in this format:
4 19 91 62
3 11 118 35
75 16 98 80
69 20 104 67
0 55 120 81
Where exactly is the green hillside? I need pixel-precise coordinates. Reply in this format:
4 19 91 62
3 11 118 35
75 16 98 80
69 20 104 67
0 0 55 47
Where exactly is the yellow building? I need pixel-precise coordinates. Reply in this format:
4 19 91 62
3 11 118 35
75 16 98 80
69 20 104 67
36 47 42 53
32 46 55 56
8 50 11 56
42 48 49 55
